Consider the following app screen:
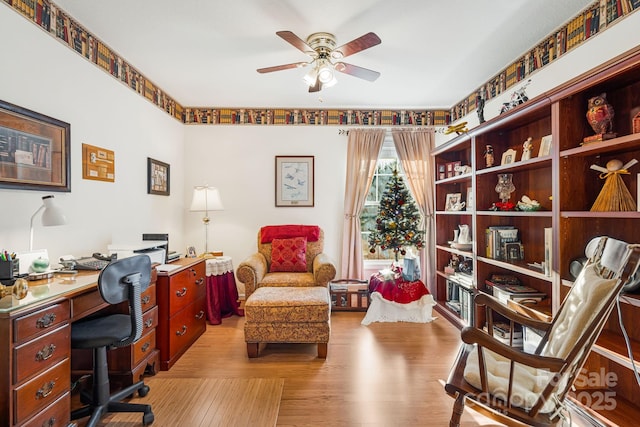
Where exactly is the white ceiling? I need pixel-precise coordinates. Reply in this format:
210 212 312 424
53 0 595 110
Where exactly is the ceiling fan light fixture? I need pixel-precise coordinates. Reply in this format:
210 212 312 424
317 64 335 84
303 67 318 86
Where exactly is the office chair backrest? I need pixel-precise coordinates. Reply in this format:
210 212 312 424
97 254 151 347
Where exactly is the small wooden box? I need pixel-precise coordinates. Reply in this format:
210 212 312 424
330 280 369 311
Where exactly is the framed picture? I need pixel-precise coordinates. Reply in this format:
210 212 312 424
82 143 115 182
147 157 170 196
504 242 524 261
275 155 314 207
538 135 552 157
501 148 517 165
445 193 462 211
0 99 70 191
186 246 197 258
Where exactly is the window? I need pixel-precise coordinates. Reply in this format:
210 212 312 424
360 137 421 261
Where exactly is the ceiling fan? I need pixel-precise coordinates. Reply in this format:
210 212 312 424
257 31 382 92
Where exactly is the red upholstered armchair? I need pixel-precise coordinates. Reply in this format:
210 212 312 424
236 225 337 299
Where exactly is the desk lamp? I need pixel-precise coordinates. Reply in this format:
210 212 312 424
30 195 67 251
189 185 224 257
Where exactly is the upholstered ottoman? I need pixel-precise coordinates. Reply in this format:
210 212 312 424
244 286 331 358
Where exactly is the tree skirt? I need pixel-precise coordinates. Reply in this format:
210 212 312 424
361 268 436 325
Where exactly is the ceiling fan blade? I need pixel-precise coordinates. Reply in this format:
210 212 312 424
331 32 381 59
308 78 322 93
257 62 307 73
276 30 316 55
334 62 380 82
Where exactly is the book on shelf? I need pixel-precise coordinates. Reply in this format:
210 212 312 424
488 282 546 305
485 226 518 260
544 227 552 277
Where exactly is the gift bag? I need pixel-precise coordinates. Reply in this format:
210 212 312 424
402 251 421 282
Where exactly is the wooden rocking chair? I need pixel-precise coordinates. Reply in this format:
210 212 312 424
445 236 640 427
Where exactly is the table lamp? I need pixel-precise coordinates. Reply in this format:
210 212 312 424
189 185 224 256
30 195 67 251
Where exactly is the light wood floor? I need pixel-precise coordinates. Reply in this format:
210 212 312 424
142 311 503 426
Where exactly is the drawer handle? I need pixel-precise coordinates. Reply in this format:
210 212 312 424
144 319 153 328
195 310 205 320
36 344 56 361
141 295 151 304
176 287 188 297
42 416 56 427
36 313 57 329
190 268 197 276
195 278 204 286
141 342 151 353
176 325 187 336
36 380 55 399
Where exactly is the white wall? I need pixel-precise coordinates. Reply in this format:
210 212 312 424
436 11 640 147
0 9 185 262
183 125 348 295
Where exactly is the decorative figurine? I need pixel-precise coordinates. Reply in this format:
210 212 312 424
521 137 533 161
476 88 486 124
590 158 637 211
584 92 616 143
495 173 515 203
484 145 494 167
500 79 530 115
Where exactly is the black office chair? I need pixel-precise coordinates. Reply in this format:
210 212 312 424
71 255 155 426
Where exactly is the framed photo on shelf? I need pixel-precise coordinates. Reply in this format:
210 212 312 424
275 155 314 207
504 242 524 261
0 99 70 192
501 148 517 165
445 193 462 211
538 135 552 157
186 246 197 258
147 157 170 196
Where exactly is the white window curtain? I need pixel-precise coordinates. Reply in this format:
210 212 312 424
341 128 386 279
391 128 436 292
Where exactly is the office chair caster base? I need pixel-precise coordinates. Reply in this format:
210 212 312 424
143 410 155 425
139 384 150 397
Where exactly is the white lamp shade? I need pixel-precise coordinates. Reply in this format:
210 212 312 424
41 195 67 226
190 186 224 212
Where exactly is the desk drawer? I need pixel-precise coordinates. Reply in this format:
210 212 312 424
71 289 109 320
14 301 70 344
168 268 206 316
168 297 206 356
14 324 70 385
14 358 70 424
141 283 157 313
22 391 70 427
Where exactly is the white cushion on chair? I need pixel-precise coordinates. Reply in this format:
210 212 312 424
463 263 619 413
542 263 618 359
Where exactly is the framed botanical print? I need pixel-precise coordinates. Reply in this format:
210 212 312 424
275 155 314 207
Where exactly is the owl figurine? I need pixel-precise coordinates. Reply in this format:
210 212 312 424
586 93 615 135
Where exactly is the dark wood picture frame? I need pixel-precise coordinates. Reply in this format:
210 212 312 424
147 157 170 196
275 155 314 207
0 99 71 192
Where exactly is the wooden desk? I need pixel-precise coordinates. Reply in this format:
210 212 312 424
0 269 159 427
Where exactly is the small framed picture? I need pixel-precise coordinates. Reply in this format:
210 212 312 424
504 242 524 261
538 135 552 157
186 246 197 258
445 193 462 211
501 148 517 165
147 157 170 196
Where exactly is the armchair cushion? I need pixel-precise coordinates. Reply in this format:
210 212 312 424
260 225 320 243
270 237 307 272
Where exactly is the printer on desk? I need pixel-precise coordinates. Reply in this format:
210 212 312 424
107 241 167 264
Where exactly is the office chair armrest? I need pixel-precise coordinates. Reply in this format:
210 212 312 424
475 293 552 332
312 253 337 286
237 252 267 298
461 327 566 372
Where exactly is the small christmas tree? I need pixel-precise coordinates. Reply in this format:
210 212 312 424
368 169 425 261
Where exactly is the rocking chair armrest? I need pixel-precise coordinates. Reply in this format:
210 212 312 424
461 327 566 371
475 293 552 332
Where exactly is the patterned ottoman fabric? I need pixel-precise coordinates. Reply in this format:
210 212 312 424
244 286 331 323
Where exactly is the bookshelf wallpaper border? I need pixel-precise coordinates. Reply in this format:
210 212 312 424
4 0 639 127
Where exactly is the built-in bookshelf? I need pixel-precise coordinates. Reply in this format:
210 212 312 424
434 44 640 424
